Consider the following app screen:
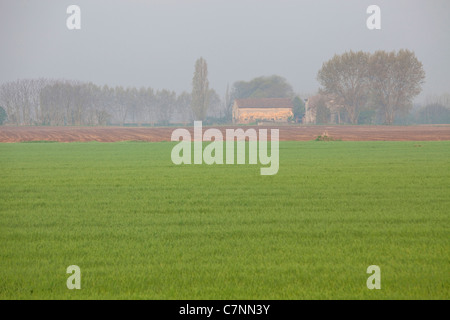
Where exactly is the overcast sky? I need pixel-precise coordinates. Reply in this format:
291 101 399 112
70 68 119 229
1 0 449 102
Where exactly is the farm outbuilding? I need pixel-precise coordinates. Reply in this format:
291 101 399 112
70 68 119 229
304 94 344 124
232 98 294 124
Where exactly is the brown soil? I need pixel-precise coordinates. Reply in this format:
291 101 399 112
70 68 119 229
1 125 450 142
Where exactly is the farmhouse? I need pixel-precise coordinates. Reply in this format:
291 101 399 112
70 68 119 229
232 98 294 124
304 94 344 124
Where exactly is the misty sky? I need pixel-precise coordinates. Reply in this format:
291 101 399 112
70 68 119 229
1 0 449 102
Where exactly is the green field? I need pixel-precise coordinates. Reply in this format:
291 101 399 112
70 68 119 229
0 141 449 299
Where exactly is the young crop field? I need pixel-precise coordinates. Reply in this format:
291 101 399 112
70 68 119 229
0 141 449 299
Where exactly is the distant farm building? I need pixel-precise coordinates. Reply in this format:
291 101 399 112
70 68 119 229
304 94 344 124
232 98 294 124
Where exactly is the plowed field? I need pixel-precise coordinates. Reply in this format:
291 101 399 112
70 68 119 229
1 125 450 142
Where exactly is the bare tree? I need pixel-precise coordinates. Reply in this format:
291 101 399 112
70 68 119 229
175 91 192 124
135 88 148 125
206 88 224 121
112 86 130 126
17 80 32 125
425 93 450 107
40 81 66 125
155 89 176 125
126 87 140 125
369 49 425 124
0 81 19 124
317 51 371 124
0 79 49 125
0 106 7 125
82 82 103 126
31 78 52 125
224 83 232 122
144 87 156 125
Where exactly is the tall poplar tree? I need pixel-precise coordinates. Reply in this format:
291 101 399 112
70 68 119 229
191 57 210 121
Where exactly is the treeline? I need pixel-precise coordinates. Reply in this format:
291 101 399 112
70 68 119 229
317 49 428 125
231 75 294 100
399 94 450 125
313 93 450 125
0 78 226 126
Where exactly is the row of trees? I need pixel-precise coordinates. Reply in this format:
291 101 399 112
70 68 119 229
0 78 225 126
310 92 450 125
401 94 450 125
317 49 426 124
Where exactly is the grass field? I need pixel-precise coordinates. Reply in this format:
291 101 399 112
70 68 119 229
0 141 449 299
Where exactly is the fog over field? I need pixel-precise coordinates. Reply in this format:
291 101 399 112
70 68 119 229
1 0 450 303
0 0 449 101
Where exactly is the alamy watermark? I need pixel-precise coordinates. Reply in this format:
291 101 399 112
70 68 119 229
170 121 279 175
66 265 81 289
366 5 381 30
367 265 381 289
66 5 81 30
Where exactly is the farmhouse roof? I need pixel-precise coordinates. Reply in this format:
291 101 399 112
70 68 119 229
235 98 293 109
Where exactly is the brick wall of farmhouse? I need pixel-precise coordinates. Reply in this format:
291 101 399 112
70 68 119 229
237 108 293 123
